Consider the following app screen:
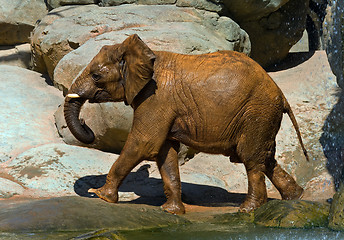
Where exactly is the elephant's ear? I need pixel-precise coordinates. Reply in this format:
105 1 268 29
120 34 156 105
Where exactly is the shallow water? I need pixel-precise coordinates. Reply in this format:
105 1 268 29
1 224 343 240
121 225 344 240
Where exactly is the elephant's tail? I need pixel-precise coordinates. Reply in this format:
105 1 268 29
283 96 310 162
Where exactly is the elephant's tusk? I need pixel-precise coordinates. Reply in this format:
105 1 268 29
67 93 81 98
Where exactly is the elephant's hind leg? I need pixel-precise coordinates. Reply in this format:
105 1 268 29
156 140 185 215
236 137 277 212
240 166 267 213
265 160 303 200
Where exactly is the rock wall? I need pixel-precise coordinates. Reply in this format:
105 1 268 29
323 0 344 88
0 0 48 45
223 0 309 67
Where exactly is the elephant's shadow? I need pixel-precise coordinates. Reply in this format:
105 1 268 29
74 164 246 207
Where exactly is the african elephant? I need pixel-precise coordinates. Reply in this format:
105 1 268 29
64 34 309 214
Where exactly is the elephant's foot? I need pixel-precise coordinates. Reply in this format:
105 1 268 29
239 197 266 213
89 186 118 203
281 185 304 200
161 199 185 215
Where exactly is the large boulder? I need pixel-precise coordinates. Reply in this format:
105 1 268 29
0 0 48 45
46 0 97 10
222 0 309 67
0 66 63 163
0 44 31 69
323 0 344 88
47 0 226 13
30 4 250 78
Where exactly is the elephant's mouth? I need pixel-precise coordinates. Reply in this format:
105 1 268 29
89 90 113 103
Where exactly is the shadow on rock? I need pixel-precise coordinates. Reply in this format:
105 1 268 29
74 164 246 208
320 90 344 190
266 51 315 72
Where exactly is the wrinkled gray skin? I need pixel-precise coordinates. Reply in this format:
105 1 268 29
64 34 308 214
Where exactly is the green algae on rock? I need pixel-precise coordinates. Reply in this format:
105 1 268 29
254 200 330 228
329 184 344 231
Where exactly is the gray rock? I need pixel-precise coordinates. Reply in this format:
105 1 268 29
222 0 309 67
176 0 225 13
254 200 330 228
0 65 63 163
46 0 98 10
0 196 188 232
323 0 344 88
5 143 114 197
0 0 48 45
31 4 250 78
222 0 289 20
90 0 225 14
0 44 31 69
0 178 25 199
100 0 136 6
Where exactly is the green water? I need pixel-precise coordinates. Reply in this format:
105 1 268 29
1 224 343 240
121 225 344 240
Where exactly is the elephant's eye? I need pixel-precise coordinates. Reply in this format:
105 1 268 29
92 73 101 82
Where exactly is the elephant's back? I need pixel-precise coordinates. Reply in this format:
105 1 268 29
154 50 283 106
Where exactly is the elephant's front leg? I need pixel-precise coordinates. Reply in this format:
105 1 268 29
156 140 185 215
90 135 148 203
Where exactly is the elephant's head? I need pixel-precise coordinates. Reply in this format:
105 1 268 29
64 34 156 144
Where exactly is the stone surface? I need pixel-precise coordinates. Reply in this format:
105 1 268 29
323 0 344 88
329 184 344 230
3 143 114 198
0 178 25 199
0 196 188 232
254 200 330 228
289 30 309 52
31 4 250 78
0 44 31 69
0 66 63 163
46 0 98 10
0 0 48 45
223 0 289 20
223 0 309 67
176 0 224 13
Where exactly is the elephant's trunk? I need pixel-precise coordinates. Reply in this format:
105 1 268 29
64 98 95 144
